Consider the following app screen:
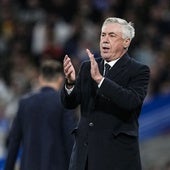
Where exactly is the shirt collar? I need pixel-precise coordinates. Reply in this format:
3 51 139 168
104 58 120 68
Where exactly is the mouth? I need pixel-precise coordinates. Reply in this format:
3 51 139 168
102 46 110 53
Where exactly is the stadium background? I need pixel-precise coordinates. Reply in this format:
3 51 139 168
0 0 170 169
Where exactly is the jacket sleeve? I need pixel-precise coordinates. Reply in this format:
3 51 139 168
4 101 23 170
98 64 150 111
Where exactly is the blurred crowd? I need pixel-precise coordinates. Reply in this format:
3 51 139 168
0 0 170 169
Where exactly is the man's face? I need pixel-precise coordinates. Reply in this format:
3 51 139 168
100 23 128 62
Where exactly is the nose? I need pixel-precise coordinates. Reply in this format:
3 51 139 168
102 35 109 43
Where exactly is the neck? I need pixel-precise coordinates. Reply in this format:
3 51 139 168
111 50 127 62
40 82 60 91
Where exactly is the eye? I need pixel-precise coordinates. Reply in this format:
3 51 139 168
110 34 116 38
101 33 105 37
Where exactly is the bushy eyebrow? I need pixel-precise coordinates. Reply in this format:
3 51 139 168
101 31 122 38
109 32 117 35
101 32 117 35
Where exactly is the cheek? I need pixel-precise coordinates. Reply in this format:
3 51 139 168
100 40 102 46
111 42 123 51
99 42 103 51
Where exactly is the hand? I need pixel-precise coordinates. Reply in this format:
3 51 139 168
63 55 76 85
86 49 103 84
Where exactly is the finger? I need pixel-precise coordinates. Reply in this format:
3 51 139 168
64 55 70 64
64 55 69 62
63 55 68 68
64 57 72 68
65 68 73 77
86 49 94 62
64 63 72 73
87 49 98 68
86 49 96 68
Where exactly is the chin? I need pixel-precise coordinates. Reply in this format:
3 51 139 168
101 53 111 61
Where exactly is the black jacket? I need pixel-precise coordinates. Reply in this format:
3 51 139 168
61 53 150 170
5 87 76 170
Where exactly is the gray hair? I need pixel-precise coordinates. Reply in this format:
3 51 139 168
102 17 135 40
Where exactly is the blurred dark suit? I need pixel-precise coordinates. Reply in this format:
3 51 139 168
61 54 150 170
4 60 76 170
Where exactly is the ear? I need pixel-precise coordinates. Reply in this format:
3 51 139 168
123 38 131 49
58 75 64 86
38 75 44 85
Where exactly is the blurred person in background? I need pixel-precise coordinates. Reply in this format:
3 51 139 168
61 17 150 170
4 59 76 170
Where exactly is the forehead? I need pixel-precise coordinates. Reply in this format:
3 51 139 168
101 23 122 34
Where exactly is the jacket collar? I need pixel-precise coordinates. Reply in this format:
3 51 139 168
40 86 56 92
97 53 130 79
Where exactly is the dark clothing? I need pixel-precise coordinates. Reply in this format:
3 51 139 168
61 53 150 170
5 87 76 170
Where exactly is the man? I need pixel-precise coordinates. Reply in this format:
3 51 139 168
5 60 76 170
61 17 150 170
